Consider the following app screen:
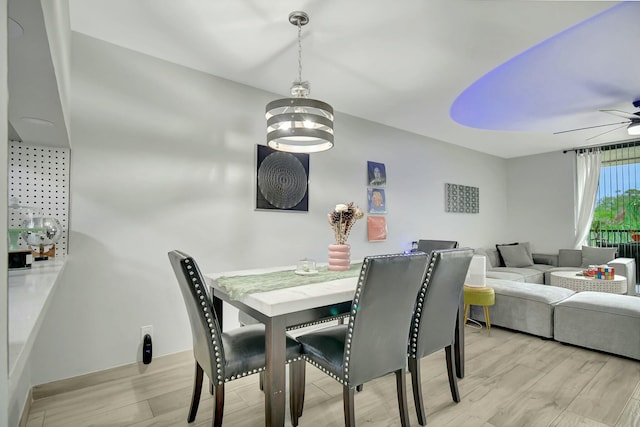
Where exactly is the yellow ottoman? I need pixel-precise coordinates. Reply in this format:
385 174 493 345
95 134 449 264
463 285 495 335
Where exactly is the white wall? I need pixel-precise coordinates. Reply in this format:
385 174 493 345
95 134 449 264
41 0 71 147
1 0 10 424
506 151 576 253
30 33 509 385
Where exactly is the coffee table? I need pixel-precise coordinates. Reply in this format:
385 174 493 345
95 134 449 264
549 271 627 294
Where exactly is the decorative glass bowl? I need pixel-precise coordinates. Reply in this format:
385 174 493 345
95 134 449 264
20 217 62 247
295 258 318 275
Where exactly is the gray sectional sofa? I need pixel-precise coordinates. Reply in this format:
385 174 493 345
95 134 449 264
470 278 640 360
469 243 639 360
475 244 636 296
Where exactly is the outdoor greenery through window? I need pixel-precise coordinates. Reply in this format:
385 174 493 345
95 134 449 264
590 141 640 246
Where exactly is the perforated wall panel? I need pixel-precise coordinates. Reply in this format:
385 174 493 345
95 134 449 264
8 143 69 255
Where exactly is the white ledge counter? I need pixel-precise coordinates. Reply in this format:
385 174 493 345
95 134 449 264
9 258 66 375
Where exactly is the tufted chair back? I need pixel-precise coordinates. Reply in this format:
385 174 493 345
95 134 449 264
345 252 428 386
169 250 225 386
408 248 473 426
416 239 458 255
410 248 473 360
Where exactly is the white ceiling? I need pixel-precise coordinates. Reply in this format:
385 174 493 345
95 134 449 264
11 1 640 158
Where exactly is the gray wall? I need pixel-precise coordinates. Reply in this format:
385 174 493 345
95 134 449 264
1 0 10 424
28 33 514 385
506 151 576 253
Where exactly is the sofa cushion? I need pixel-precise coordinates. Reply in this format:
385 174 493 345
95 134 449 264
495 242 517 266
496 242 531 267
529 264 555 274
475 247 500 269
486 271 525 282
581 245 618 267
488 267 544 284
498 244 534 267
558 249 582 267
470 279 575 338
554 292 640 360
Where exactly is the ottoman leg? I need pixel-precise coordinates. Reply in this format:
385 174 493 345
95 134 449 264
464 304 470 325
483 306 491 336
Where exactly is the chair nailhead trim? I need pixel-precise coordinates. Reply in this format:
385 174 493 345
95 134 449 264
184 255 306 386
286 314 350 331
409 252 438 357
303 355 346 385
223 356 303 382
185 257 224 383
341 252 427 383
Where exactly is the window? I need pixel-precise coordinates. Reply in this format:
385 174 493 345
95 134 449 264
590 142 640 245
590 141 640 286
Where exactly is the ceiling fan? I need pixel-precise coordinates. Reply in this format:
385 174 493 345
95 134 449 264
554 100 640 140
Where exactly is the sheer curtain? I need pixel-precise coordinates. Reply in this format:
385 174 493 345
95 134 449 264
573 148 602 248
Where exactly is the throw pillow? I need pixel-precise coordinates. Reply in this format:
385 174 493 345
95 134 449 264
497 244 534 268
581 245 617 267
496 242 532 267
495 242 517 266
475 247 499 269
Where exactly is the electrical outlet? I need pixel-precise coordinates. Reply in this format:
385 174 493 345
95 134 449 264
141 325 153 342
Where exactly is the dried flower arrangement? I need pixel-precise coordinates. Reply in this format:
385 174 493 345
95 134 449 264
328 202 364 245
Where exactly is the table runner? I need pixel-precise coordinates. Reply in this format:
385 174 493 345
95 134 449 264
216 263 363 300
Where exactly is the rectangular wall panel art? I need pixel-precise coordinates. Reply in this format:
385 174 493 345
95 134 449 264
445 183 479 213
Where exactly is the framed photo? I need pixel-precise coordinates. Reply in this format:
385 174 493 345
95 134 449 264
367 187 387 214
367 161 386 187
256 145 309 211
367 216 387 241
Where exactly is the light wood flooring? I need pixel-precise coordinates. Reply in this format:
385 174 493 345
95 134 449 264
24 325 640 427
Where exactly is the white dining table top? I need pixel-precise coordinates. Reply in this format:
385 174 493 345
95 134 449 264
205 265 358 317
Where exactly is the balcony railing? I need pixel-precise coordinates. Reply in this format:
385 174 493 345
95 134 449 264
588 229 640 246
588 229 640 285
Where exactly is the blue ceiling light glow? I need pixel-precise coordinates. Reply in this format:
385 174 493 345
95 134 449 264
450 3 640 132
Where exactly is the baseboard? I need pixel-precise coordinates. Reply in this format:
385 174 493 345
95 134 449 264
31 350 192 401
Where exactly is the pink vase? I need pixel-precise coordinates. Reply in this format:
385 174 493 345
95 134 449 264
328 244 350 271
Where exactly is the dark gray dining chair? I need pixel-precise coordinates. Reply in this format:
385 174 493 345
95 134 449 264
416 239 458 254
408 248 474 426
291 252 429 427
168 250 304 427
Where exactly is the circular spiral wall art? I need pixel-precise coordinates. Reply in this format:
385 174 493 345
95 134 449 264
256 145 309 211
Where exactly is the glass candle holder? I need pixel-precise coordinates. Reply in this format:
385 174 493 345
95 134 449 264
297 258 316 273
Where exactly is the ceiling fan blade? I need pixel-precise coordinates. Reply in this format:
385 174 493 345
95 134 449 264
600 109 640 120
585 123 629 141
553 121 629 135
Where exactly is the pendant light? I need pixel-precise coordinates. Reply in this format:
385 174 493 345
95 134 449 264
265 11 334 153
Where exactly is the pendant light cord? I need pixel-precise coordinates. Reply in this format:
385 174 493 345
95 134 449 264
297 20 303 83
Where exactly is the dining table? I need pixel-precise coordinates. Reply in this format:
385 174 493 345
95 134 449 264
205 264 465 427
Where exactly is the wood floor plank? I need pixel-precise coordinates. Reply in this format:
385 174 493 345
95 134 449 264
428 363 546 426
567 356 640 425
24 411 44 427
43 401 153 427
489 394 563 427
549 410 611 427
615 398 640 427
488 344 610 427
146 384 209 418
32 351 193 400
128 397 215 427
32 363 193 419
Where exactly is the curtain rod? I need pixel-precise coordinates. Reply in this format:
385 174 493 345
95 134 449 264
562 139 640 154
